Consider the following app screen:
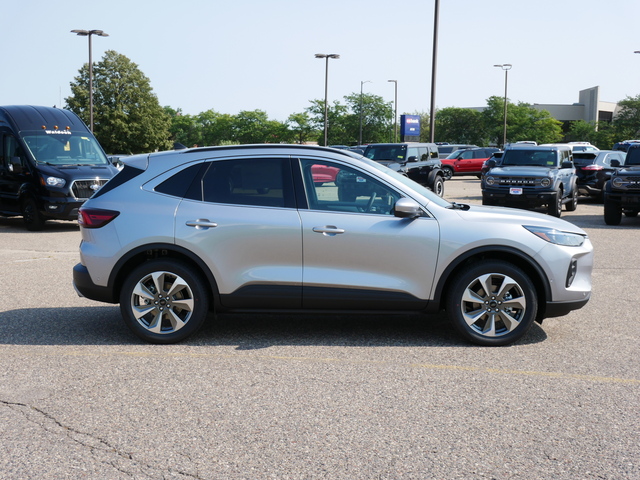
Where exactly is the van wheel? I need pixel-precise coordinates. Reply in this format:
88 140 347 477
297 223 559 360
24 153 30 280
119 260 209 344
21 197 46 231
446 260 538 346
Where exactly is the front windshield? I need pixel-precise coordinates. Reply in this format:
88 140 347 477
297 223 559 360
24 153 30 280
360 156 451 207
501 149 557 167
364 145 407 162
22 131 109 166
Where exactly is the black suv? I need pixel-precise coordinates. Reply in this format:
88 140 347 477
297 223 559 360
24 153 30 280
574 150 625 199
481 145 578 217
363 143 445 196
603 145 640 225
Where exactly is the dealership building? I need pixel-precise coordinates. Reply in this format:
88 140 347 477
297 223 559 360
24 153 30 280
531 86 619 127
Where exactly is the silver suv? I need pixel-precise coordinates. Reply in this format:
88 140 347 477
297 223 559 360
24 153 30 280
73 145 593 346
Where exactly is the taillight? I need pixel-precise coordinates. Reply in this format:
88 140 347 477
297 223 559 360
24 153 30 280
581 165 603 171
78 207 120 228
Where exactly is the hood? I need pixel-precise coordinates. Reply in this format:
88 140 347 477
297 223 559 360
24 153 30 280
617 165 640 174
453 204 587 235
488 165 555 176
37 163 117 181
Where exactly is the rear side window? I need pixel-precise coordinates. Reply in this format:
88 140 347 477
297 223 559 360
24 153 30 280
156 163 206 198
190 157 295 208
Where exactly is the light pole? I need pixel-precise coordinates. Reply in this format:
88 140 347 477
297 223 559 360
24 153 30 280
359 80 371 146
494 63 512 147
315 53 340 146
388 80 397 142
429 0 440 142
71 29 109 132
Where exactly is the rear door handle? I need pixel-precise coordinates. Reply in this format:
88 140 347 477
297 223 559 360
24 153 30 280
186 219 218 230
312 226 345 236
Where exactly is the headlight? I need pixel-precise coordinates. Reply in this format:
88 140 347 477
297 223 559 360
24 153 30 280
540 177 551 187
524 225 585 246
612 177 624 188
486 176 495 186
45 176 66 188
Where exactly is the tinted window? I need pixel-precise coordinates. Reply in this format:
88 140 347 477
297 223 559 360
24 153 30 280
156 164 206 198
199 158 294 208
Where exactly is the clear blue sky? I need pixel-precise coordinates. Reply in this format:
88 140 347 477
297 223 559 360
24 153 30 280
3 0 639 121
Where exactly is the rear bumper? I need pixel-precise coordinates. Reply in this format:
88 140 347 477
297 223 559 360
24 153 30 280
73 263 117 303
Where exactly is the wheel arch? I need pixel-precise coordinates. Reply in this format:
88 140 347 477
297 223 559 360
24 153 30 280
431 246 550 322
108 243 221 309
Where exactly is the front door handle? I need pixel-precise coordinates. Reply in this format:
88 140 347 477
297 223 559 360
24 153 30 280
186 219 218 230
312 226 345 236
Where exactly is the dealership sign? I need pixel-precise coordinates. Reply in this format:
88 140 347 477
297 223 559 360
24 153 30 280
400 115 421 137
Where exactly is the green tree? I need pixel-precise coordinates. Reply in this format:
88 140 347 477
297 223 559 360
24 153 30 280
434 107 487 145
481 96 562 146
66 50 172 154
306 99 350 145
165 107 202 147
287 112 318 144
612 95 640 140
343 92 393 144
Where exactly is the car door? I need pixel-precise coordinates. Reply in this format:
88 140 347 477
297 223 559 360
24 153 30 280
455 149 476 174
0 133 29 214
296 157 440 310
174 156 303 309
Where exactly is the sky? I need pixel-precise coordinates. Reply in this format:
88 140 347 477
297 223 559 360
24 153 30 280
3 0 640 122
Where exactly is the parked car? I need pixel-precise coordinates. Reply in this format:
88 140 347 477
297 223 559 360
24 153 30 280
574 150 626 199
541 142 599 153
73 144 593 347
612 140 640 152
603 144 640 225
482 144 578 217
436 143 477 159
441 147 500 179
363 143 445 196
0 105 117 230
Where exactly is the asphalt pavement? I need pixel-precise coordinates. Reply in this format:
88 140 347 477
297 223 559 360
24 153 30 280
0 177 638 479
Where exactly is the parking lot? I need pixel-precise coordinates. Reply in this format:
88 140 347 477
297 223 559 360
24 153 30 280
1 177 638 479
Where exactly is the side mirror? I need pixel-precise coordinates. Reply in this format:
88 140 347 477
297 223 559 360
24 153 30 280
611 159 621 168
394 198 422 218
407 156 418 163
485 159 497 169
561 160 573 169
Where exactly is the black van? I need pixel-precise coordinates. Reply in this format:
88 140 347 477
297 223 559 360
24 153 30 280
0 105 117 230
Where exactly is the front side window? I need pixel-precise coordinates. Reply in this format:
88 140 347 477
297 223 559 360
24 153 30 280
300 159 401 215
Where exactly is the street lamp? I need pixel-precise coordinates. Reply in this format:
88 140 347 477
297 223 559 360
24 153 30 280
315 53 340 146
71 29 109 132
494 63 512 147
359 80 371 146
388 80 397 142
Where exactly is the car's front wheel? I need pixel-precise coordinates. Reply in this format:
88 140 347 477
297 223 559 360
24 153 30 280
565 185 578 212
547 190 562 217
431 175 445 197
119 259 209 344
603 197 622 225
445 260 538 346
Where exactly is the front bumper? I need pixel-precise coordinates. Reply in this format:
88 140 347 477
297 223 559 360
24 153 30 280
482 189 556 208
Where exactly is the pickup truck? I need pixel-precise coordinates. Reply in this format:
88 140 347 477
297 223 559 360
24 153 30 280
481 144 578 217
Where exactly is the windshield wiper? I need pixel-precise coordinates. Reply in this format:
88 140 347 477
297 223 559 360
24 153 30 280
448 202 470 210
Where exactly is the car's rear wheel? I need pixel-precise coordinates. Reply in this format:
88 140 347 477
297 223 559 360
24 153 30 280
442 166 454 180
603 198 622 225
119 260 209 344
446 260 538 346
565 185 578 212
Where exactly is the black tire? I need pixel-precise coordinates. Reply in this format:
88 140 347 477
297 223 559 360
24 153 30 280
431 175 445 197
624 210 638 218
445 260 538 346
565 185 578 212
21 197 46 231
119 259 210 344
603 197 622 225
442 166 454 180
547 191 562 217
